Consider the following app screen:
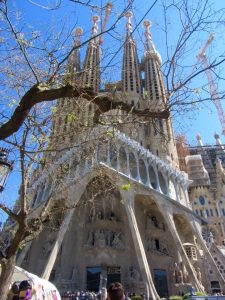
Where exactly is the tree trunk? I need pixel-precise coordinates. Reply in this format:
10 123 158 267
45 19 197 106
0 255 16 300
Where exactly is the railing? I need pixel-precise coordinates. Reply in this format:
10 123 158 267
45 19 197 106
189 296 225 300
29 128 191 208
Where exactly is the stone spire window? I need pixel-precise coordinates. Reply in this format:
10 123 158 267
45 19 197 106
183 243 197 260
81 16 101 93
121 11 141 96
142 20 166 106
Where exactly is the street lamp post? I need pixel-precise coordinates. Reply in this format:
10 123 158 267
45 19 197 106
0 148 13 192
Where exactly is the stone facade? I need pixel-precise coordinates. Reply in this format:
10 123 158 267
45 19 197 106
176 133 225 292
17 13 225 299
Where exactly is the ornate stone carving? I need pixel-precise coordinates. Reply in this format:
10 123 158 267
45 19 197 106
128 266 140 282
170 262 190 285
173 262 183 284
112 232 125 249
146 213 165 231
182 264 189 284
86 230 94 246
88 209 119 223
195 267 202 284
95 229 106 248
85 229 125 250
146 237 169 256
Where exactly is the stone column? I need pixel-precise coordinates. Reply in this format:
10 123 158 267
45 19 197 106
182 184 191 208
125 147 131 176
120 189 160 300
41 178 90 280
157 204 203 291
190 216 225 290
116 145 120 171
145 161 151 188
17 242 32 266
41 207 76 279
153 164 161 193
136 154 141 182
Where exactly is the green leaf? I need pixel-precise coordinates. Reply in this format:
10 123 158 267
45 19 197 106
66 113 74 124
51 106 57 113
143 90 149 99
105 130 115 138
121 183 131 191
8 99 16 107
39 158 45 165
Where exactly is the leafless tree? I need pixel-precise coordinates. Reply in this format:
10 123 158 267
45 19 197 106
1 0 225 298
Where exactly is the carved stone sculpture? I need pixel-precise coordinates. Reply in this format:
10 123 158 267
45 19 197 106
196 267 202 284
146 213 166 231
128 266 140 282
174 262 183 284
159 241 169 255
182 264 189 283
86 230 94 246
208 231 214 244
96 210 104 220
112 232 125 249
96 229 106 248
89 209 95 223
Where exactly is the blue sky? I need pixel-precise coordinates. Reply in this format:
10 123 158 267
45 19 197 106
9 0 225 148
1 0 225 223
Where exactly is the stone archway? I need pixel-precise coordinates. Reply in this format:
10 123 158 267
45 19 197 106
129 151 138 179
134 195 178 297
119 146 128 174
40 173 143 294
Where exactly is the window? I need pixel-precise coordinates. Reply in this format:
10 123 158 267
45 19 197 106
199 195 205 205
184 245 197 260
155 239 160 250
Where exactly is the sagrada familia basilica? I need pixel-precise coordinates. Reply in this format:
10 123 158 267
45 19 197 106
13 7 225 299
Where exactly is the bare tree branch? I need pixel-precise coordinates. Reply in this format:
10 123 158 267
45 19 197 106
0 84 169 140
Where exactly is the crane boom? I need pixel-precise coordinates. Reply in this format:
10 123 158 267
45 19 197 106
197 34 225 135
198 33 214 59
98 2 113 45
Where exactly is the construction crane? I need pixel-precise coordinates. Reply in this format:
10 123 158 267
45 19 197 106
98 2 113 45
197 33 225 135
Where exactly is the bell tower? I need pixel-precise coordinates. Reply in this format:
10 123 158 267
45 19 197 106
140 20 178 167
122 11 141 99
81 15 101 93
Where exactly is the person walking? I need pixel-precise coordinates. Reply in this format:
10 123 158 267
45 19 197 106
107 283 125 300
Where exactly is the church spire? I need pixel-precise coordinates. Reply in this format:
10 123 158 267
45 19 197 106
196 133 204 146
214 132 223 147
81 16 101 93
66 27 83 84
142 20 166 107
122 11 141 95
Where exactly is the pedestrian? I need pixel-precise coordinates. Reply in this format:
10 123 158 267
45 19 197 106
107 282 125 300
18 280 32 300
7 282 19 300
